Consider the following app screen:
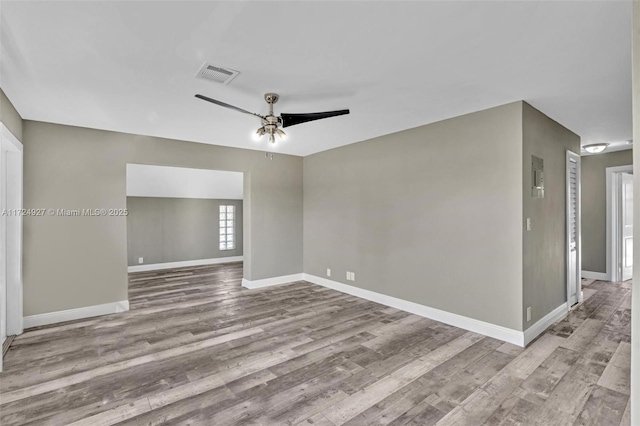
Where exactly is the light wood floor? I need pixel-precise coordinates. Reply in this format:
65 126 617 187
0 263 631 425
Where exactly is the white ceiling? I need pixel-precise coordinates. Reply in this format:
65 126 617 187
0 1 632 156
126 164 243 200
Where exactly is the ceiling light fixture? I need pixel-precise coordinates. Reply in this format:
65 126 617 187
583 143 609 154
196 92 349 145
254 93 285 144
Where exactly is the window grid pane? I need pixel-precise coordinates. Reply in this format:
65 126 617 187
219 204 235 250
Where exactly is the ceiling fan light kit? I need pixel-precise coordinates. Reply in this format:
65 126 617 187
258 93 285 144
196 92 349 145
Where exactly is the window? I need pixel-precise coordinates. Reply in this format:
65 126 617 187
219 205 235 250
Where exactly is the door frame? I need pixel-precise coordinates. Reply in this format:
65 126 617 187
566 151 582 308
0 123 24 372
607 164 634 282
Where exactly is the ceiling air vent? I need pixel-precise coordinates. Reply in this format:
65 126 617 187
196 63 239 85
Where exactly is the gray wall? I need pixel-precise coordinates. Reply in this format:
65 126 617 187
0 88 22 140
581 149 633 273
522 103 581 330
126 197 243 266
304 102 524 331
22 121 303 316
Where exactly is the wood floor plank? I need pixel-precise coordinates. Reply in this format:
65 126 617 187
299 413 337 426
0 267 631 426
322 332 485 425
597 341 631 395
0 327 263 404
66 398 152 426
619 397 631 426
537 357 607 423
518 346 581 405
573 385 629 426
481 394 540 426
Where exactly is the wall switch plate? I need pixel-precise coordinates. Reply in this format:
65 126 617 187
527 306 532 321
351 272 356 281
138 257 144 264
346 271 350 280
526 218 531 231
327 268 331 277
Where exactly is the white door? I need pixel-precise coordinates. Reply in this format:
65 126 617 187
567 152 580 307
620 173 633 281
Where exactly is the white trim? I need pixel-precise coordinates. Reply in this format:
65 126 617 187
0 124 23 152
567 151 582 306
523 303 568 346
606 164 633 282
241 273 304 289
581 270 609 281
0 123 23 372
23 300 129 329
302 274 525 347
127 256 243 272
236 272 569 347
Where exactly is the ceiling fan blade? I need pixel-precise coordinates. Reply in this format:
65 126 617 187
280 110 350 128
195 94 262 118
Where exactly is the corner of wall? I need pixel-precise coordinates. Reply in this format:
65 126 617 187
243 170 252 281
0 88 24 142
303 102 527 333
521 102 581 334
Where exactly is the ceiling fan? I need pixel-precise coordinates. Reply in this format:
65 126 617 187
195 93 349 144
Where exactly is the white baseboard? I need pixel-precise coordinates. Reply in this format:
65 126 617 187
302 274 525 347
241 273 305 289
23 300 129 329
233 272 567 348
523 303 568 346
128 256 243 273
581 270 609 281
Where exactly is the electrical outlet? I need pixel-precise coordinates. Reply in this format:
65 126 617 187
327 268 331 277
527 306 532 322
526 218 531 231
346 271 350 280
138 257 144 264
352 272 356 281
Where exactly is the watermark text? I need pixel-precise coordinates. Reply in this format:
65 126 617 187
1 208 129 217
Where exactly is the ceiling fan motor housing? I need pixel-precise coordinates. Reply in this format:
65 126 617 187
264 93 279 104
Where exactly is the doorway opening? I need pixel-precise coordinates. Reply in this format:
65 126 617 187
566 151 582 308
0 124 24 372
124 164 245 277
606 165 634 282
